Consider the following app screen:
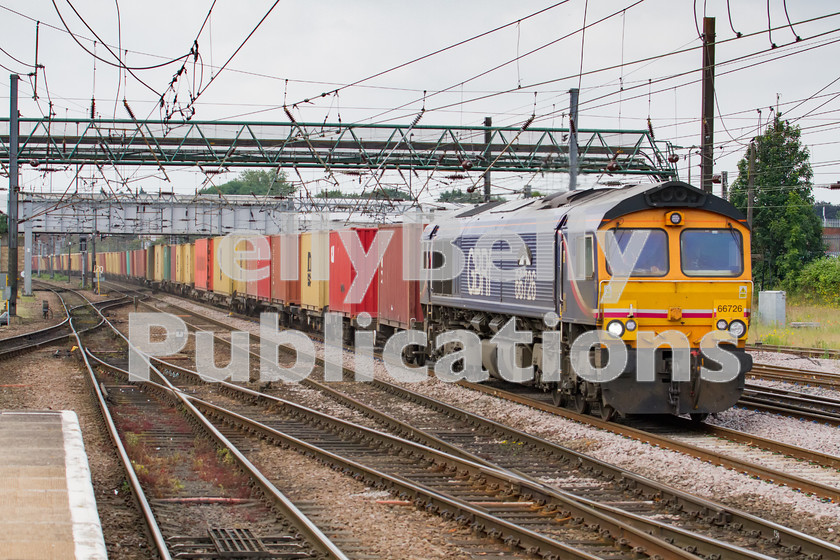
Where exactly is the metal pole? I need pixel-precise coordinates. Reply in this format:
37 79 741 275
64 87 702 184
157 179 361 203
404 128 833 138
81 236 87 288
747 142 755 227
721 170 728 201
7 74 19 316
91 222 96 292
569 88 579 191
700 17 715 194
24 221 32 295
483 117 492 202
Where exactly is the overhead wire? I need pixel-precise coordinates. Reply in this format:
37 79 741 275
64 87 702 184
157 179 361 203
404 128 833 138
372 11 840 128
289 0 574 107
577 0 589 91
179 0 280 114
51 0 162 96
364 0 646 125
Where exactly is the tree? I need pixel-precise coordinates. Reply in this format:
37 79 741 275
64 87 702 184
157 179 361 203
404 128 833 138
0 213 6 235
729 116 823 287
436 188 503 203
199 170 295 196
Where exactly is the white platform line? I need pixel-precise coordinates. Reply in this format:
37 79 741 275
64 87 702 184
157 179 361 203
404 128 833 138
61 410 108 560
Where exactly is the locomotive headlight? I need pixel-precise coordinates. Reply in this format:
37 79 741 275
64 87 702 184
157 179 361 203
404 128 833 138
625 319 637 332
606 320 625 337
728 320 747 338
666 211 684 226
716 319 729 330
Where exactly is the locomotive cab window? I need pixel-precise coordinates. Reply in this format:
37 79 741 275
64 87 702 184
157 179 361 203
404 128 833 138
680 229 743 277
573 234 595 280
606 229 668 277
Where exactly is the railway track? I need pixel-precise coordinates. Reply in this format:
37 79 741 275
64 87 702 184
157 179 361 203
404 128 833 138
748 362 840 390
0 283 127 359
748 343 840 360
66 287 351 560
129 292 840 560
739 383 840 425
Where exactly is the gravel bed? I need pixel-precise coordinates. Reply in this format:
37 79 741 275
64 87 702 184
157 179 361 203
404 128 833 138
247 428 481 560
751 350 840 374
152 298 840 543
708 406 840 456
0 347 154 560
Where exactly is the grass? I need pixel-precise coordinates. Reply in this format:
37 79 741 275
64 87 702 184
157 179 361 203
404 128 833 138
749 297 840 349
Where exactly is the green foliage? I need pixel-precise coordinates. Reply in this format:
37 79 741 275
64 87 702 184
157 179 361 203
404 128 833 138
436 188 504 203
198 170 295 197
729 116 823 287
0 213 6 235
787 256 840 304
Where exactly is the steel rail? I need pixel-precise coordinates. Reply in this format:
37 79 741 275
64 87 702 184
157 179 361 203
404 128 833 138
748 363 840 390
83 305 352 560
748 343 840 360
139 298 839 560
0 287 71 359
63 289 173 560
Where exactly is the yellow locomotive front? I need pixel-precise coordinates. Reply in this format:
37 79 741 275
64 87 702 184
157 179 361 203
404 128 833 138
593 202 753 419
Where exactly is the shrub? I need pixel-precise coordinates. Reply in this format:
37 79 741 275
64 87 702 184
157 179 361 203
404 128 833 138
788 256 840 305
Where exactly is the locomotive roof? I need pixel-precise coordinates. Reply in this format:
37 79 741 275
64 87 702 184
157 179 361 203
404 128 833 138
441 180 747 233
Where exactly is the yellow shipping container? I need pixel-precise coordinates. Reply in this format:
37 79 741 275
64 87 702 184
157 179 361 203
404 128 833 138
213 236 234 296
183 243 194 285
174 243 195 285
299 231 329 312
153 245 165 282
232 237 249 296
175 244 185 284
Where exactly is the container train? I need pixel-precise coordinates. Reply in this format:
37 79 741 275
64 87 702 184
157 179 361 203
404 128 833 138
38 181 753 420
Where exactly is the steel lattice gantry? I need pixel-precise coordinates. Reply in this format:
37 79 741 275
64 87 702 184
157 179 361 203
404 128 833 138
0 118 678 178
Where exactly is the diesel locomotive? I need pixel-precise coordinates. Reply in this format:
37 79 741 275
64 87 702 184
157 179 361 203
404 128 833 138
422 181 753 421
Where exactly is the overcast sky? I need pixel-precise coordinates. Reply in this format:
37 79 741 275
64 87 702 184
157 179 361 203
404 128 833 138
3 0 840 209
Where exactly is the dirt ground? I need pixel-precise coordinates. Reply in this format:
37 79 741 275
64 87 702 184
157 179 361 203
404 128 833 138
0 289 63 339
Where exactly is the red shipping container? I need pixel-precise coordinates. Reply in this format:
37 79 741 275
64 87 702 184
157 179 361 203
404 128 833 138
270 234 301 305
194 238 214 292
329 228 379 319
135 249 147 280
170 245 177 283
377 224 424 330
245 236 271 301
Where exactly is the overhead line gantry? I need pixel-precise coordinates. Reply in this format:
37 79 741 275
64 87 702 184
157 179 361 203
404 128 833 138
1 117 677 177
